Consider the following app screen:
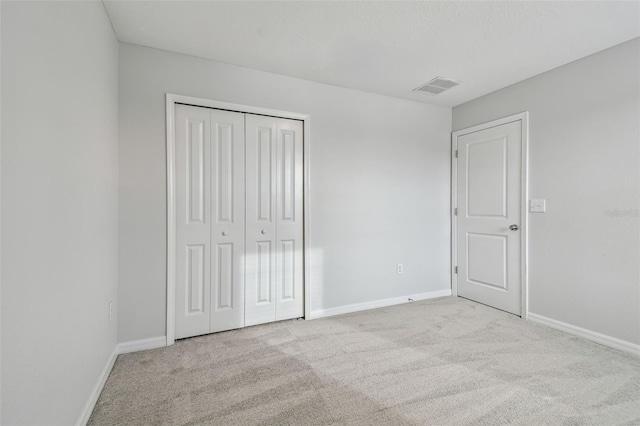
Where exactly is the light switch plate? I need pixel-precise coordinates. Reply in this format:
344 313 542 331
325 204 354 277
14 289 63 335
530 199 546 213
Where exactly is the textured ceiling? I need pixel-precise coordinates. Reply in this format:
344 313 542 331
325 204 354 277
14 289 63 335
103 1 640 107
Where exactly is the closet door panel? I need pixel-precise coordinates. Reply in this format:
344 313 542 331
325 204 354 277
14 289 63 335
245 115 277 326
275 119 304 320
176 106 304 337
210 109 246 333
175 104 212 339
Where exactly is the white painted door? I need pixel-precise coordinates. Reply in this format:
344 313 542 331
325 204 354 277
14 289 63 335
456 120 522 315
175 105 304 337
244 115 277 326
175 105 245 339
209 109 246 333
175 105 212 338
274 118 304 321
245 114 304 326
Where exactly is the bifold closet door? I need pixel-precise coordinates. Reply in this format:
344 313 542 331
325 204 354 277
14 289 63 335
245 114 304 326
274 118 304 321
175 104 245 339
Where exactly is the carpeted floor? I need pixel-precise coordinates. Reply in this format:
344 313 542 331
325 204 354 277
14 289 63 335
89 297 640 425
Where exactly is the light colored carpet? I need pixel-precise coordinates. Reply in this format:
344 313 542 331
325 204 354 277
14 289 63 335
89 297 640 425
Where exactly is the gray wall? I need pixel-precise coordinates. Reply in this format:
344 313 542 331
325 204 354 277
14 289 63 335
1 2 119 424
453 39 640 345
118 43 452 343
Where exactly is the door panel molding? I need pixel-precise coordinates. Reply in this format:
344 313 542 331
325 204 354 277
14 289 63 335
167 94 311 346
451 112 529 318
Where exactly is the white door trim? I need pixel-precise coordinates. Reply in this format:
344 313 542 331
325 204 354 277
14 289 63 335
451 112 529 318
166 94 312 346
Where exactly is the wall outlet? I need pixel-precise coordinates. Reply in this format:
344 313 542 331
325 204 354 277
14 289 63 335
109 301 113 323
397 264 404 275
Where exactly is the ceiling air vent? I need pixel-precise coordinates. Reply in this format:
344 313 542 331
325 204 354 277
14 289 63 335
413 76 462 95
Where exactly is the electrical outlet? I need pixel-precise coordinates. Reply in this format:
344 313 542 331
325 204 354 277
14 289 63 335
109 301 113 323
397 264 404 275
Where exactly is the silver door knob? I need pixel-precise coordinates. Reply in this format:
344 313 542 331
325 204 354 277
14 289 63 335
509 224 519 231
261 230 266 234
222 231 228 236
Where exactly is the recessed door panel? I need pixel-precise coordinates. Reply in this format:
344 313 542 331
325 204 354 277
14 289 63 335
188 120 206 224
215 123 234 223
214 243 233 310
280 240 295 301
281 130 296 222
257 241 273 303
466 137 506 218
258 129 273 222
457 120 522 315
466 233 507 290
186 244 206 313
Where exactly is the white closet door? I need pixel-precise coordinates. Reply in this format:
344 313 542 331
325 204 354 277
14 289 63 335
176 106 303 336
245 115 278 326
175 105 245 339
275 119 304 320
209 109 246 333
175 105 212 338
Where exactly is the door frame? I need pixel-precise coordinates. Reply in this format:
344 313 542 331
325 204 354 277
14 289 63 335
165 94 312 346
451 112 530 318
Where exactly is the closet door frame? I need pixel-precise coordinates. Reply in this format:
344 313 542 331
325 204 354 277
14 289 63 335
165 94 311 346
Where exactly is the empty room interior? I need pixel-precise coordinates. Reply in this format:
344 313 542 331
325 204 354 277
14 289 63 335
2 1 640 424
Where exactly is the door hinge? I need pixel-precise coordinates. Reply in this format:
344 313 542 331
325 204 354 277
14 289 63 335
454 266 458 274
454 207 458 216
454 150 458 158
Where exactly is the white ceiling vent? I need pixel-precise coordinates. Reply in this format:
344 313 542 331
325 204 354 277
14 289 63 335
413 77 462 95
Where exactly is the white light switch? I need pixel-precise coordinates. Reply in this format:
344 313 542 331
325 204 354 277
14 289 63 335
530 199 546 213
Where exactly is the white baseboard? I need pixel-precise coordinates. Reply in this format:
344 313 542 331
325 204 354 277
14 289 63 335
527 313 640 356
77 346 118 426
309 289 452 319
77 336 168 425
117 336 167 354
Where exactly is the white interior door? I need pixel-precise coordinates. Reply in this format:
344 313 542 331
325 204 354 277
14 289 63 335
175 105 212 338
209 109 245 333
245 114 304 326
175 104 304 338
244 115 277 326
274 118 304 321
456 120 522 315
175 105 245 339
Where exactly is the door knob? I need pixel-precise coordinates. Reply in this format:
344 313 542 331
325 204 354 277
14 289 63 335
509 224 519 231
222 231 228 236
261 230 266 234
